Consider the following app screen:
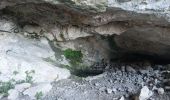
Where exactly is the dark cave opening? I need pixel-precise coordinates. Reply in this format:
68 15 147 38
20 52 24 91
114 53 170 65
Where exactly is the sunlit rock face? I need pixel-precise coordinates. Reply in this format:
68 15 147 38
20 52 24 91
0 20 71 98
0 31 71 82
107 0 170 22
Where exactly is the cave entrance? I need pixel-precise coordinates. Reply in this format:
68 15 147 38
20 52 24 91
69 53 170 77
114 53 170 65
72 69 104 77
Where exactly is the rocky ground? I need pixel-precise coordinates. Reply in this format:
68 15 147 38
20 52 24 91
43 63 170 100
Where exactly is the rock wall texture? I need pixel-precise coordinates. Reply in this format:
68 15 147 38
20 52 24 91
1 1 170 99
1 0 170 64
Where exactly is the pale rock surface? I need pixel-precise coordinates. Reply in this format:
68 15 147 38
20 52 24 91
23 83 52 100
0 31 70 99
0 19 16 32
0 32 70 83
107 0 170 22
8 89 19 100
139 86 153 100
14 83 31 92
71 0 170 22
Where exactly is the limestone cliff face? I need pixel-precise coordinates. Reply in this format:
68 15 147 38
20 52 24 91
1 0 170 64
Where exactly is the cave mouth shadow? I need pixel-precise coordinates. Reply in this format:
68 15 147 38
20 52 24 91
113 53 170 65
72 53 170 78
72 69 104 77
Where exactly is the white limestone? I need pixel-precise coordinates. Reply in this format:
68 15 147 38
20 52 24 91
139 86 153 100
23 83 52 100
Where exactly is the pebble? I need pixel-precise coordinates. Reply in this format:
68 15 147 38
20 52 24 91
94 83 99 86
157 88 164 95
154 79 158 84
119 96 125 100
152 86 157 91
126 66 136 73
118 88 124 92
106 88 112 94
112 88 117 93
108 79 113 83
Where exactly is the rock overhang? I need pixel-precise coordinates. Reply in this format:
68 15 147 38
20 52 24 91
1 0 170 63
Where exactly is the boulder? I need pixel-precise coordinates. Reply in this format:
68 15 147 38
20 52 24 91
139 86 153 100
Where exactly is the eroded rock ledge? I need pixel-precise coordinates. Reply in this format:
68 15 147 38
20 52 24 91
1 0 170 64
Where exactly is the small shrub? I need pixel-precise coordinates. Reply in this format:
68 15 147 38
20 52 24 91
13 71 19 75
15 80 26 84
63 49 83 65
0 81 14 96
35 91 43 100
25 70 35 83
0 69 36 97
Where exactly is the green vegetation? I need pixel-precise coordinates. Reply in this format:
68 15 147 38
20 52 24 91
0 70 36 97
13 70 35 84
25 70 35 84
62 49 102 77
63 49 83 65
35 91 43 100
0 81 14 97
15 80 26 84
13 71 19 75
63 49 92 77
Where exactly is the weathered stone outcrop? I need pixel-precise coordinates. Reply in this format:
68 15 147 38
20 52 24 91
1 0 170 63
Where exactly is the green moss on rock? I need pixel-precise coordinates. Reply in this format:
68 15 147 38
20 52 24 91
63 49 83 65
